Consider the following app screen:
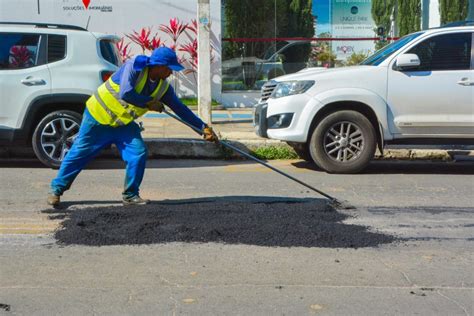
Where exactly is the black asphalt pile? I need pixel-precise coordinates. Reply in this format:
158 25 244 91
47 199 396 248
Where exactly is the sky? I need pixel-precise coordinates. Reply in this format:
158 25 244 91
313 0 331 36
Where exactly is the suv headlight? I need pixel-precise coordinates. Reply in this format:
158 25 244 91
271 80 315 99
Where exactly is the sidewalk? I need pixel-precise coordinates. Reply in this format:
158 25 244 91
134 108 284 159
2 108 473 161
139 109 261 141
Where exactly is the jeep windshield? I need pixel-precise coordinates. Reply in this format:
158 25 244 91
361 32 424 66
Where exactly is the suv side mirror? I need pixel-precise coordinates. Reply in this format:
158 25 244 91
395 54 420 70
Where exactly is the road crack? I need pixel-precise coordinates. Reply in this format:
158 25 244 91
377 258 413 286
436 290 470 316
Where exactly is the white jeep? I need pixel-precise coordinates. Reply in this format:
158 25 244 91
0 22 120 167
254 25 474 173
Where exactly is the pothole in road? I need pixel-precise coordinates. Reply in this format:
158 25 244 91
43 198 396 248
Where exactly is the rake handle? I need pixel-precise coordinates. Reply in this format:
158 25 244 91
161 109 339 202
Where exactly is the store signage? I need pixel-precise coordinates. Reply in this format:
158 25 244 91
331 0 375 60
61 0 113 12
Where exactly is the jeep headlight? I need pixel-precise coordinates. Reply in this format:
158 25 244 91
271 80 315 99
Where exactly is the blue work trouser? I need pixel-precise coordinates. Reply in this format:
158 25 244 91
50 109 148 199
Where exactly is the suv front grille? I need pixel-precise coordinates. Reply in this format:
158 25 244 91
260 81 277 102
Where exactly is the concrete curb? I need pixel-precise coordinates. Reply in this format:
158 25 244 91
1 138 473 161
146 140 473 161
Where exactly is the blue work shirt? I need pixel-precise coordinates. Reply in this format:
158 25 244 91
110 58 205 130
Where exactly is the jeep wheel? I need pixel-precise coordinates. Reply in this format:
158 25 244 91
32 110 82 169
309 110 376 173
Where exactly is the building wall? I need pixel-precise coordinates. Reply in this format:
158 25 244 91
0 0 223 102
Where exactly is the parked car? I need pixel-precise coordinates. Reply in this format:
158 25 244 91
0 22 120 168
254 24 474 173
222 40 311 89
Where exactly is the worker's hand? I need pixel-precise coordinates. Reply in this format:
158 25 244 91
146 100 164 113
202 125 218 143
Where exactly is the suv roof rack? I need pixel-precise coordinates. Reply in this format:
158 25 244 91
441 20 474 28
0 22 87 31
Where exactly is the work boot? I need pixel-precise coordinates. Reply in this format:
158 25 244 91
122 195 150 206
47 194 60 207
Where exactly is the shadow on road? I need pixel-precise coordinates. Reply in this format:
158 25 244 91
291 160 474 175
213 119 253 125
42 196 396 248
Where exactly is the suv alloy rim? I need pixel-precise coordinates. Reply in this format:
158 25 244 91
323 121 365 163
40 117 80 162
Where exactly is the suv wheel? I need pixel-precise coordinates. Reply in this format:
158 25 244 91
32 110 82 168
309 110 376 173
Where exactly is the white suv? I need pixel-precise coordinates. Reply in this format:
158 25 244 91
0 22 120 167
254 25 474 173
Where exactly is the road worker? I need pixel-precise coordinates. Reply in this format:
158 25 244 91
47 47 217 207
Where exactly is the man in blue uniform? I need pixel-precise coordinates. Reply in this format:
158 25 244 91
47 47 217 207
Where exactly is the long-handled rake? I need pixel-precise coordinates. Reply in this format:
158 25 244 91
162 108 353 209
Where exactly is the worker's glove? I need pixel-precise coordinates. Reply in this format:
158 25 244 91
202 125 218 143
146 100 164 113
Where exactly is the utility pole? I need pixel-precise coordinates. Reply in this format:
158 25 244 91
197 0 212 125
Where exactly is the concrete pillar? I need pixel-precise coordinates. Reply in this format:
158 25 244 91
197 0 212 125
468 0 474 21
422 0 430 30
429 0 440 28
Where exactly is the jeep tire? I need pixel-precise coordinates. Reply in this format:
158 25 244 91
32 110 82 169
309 110 376 173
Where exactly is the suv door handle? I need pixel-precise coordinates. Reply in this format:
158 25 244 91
21 76 46 86
457 77 474 86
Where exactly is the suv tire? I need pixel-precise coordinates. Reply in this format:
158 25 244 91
309 110 376 173
32 110 82 169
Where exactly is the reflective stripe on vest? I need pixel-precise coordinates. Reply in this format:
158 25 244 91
86 67 169 127
104 80 139 120
93 91 125 126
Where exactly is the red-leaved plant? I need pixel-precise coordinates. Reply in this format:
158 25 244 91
179 39 198 75
121 18 216 83
115 38 131 62
187 19 198 36
159 18 188 47
126 27 152 53
150 35 163 50
10 46 31 68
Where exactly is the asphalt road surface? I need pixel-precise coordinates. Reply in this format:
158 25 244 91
0 159 473 315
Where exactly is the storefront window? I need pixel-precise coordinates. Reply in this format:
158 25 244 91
222 0 433 92
222 0 315 91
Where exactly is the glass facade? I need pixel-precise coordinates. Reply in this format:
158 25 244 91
221 0 384 91
221 0 315 91
220 0 457 94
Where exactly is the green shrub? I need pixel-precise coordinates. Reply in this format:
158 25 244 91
251 145 298 160
181 97 220 107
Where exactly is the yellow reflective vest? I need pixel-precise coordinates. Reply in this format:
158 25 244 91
86 67 169 127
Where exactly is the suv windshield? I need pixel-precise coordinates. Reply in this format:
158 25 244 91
361 32 424 66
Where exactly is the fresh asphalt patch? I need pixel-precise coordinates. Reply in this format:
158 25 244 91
43 197 396 248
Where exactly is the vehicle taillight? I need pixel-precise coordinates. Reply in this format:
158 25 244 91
101 71 114 82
